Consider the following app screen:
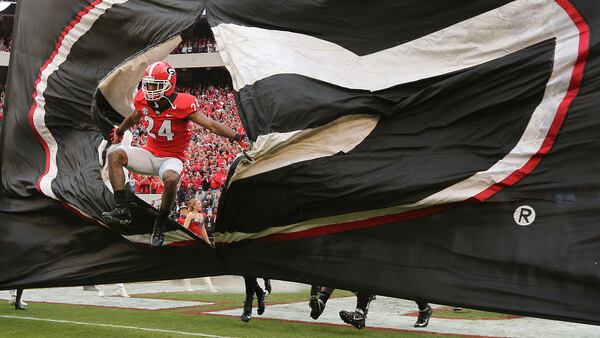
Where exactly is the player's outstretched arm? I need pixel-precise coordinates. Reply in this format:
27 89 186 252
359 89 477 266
110 112 140 144
188 111 242 141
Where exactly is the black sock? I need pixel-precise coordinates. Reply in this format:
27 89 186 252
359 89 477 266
416 301 429 312
244 277 257 300
310 285 321 297
114 189 127 206
254 285 264 298
356 293 373 314
319 290 331 303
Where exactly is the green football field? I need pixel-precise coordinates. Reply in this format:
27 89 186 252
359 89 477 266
0 290 488 337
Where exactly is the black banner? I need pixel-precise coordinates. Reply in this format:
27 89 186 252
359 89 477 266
0 0 599 326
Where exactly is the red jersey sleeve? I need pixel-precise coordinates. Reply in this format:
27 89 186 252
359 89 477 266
173 93 199 119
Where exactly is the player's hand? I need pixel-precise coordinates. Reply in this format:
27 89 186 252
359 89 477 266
109 127 124 144
233 133 250 149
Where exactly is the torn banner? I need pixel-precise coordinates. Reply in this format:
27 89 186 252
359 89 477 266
211 0 600 324
0 0 599 325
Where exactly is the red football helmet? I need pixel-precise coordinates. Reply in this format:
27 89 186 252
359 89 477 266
142 61 177 101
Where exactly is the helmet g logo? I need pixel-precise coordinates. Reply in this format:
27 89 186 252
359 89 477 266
167 67 176 76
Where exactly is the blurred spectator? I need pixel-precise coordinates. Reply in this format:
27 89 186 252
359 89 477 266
0 83 5 121
176 205 189 224
0 33 11 52
204 209 216 239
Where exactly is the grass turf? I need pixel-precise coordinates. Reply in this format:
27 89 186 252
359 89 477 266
431 308 519 320
0 291 465 337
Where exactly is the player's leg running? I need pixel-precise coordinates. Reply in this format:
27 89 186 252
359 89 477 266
309 287 334 320
255 280 267 315
414 300 433 328
151 169 179 247
14 289 26 310
101 149 132 225
241 277 257 322
339 292 374 329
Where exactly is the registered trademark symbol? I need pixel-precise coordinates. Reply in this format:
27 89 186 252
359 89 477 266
514 205 536 226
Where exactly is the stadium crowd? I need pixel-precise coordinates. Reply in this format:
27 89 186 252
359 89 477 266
126 84 244 235
0 33 215 54
173 37 218 54
0 23 215 55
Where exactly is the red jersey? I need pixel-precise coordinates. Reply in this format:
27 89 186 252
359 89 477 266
134 90 198 162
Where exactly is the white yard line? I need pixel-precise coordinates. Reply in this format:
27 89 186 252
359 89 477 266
0 284 213 310
0 315 232 338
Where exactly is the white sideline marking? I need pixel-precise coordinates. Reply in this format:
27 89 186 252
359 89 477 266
0 315 232 338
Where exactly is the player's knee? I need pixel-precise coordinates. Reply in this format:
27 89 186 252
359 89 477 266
107 149 127 166
162 171 180 186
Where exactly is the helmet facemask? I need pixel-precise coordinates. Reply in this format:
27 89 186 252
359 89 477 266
142 76 172 101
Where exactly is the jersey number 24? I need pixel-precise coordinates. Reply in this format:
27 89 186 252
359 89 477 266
144 116 174 141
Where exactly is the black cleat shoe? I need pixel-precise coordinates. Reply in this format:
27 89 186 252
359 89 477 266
101 206 132 226
241 298 253 322
339 310 366 329
414 306 432 328
257 291 266 315
15 300 27 310
309 295 326 320
150 221 165 247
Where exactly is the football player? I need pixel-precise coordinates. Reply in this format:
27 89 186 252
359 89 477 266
101 61 244 247
310 286 433 329
241 277 271 322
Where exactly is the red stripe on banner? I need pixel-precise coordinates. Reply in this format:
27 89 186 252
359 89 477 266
61 201 106 228
260 0 589 243
473 0 589 202
27 0 103 194
167 240 202 248
261 204 454 242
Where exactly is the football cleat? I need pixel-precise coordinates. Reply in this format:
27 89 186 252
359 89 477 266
15 300 27 310
101 206 132 226
150 220 165 247
339 310 366 330
414 306 433 328
241 298 253 322
309 295 326 320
